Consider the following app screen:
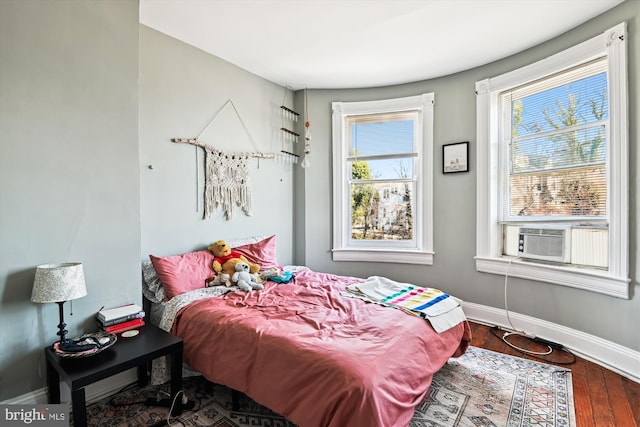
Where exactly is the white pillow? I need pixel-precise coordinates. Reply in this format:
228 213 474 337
226 234 272 248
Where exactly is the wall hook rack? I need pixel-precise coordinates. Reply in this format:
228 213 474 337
280 105 299 122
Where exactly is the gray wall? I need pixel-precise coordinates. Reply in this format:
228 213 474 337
297 0 639 351
138 25 294 262
0 0 140 400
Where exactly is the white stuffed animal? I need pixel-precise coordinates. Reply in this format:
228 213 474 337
207 272 231 287
232 262 264 291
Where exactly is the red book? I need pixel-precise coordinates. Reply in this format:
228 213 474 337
104 318 145 334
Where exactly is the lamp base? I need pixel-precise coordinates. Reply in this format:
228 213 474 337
56 301 68 343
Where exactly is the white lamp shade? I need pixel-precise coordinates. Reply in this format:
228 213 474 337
31 262 87 303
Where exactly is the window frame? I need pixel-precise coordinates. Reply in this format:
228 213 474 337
332 93 434 264
475 22 629 298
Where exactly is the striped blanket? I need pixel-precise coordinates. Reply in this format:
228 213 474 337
344 276 466 333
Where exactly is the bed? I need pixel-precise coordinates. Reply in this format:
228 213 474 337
142 235 471 427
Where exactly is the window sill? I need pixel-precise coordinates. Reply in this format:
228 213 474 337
333 248 434 265
475 256 630 299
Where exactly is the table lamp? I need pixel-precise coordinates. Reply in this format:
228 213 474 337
31 262 87 344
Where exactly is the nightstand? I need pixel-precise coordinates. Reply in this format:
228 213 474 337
44 323 183 427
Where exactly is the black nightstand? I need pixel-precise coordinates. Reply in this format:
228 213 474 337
44 323 183 427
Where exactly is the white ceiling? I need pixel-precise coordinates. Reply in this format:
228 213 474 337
139 0 624 90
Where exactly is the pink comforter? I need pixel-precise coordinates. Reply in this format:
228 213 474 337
172 269 471 427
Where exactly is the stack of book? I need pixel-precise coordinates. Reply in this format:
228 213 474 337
96 303 145 334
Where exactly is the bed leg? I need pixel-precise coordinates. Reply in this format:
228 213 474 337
231 389 240 411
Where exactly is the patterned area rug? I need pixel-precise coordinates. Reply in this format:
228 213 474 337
411 347 575 427
83 347 575 427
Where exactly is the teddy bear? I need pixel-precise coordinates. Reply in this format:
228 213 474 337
232 262 264 292
207 240 261 285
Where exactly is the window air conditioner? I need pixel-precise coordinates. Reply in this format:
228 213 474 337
518 227 571 264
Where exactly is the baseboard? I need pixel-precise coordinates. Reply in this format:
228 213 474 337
2 369 137 406
462 301 640 384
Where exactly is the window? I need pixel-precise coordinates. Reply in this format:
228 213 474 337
475 23 629 298
332 94 434 264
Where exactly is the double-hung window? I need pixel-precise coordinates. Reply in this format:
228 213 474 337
332 94 434 264
475 23 629 298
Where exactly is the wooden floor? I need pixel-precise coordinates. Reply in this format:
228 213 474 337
469 322 640 427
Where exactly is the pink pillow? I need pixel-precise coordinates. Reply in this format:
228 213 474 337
149 250 215 300
234 235 279 270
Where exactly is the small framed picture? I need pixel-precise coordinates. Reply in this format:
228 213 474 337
443 142 469 173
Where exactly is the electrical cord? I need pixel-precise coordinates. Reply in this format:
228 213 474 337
105 383 195 427
502 259 552 356
148 389 193 427
489 326 576 365
104 382 148 407
498 258 577 365
502 331 552 356
166 390 184 427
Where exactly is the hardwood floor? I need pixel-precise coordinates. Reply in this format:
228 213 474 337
469 321 640 427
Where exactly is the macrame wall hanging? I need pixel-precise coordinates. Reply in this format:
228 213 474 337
172 99 274 220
